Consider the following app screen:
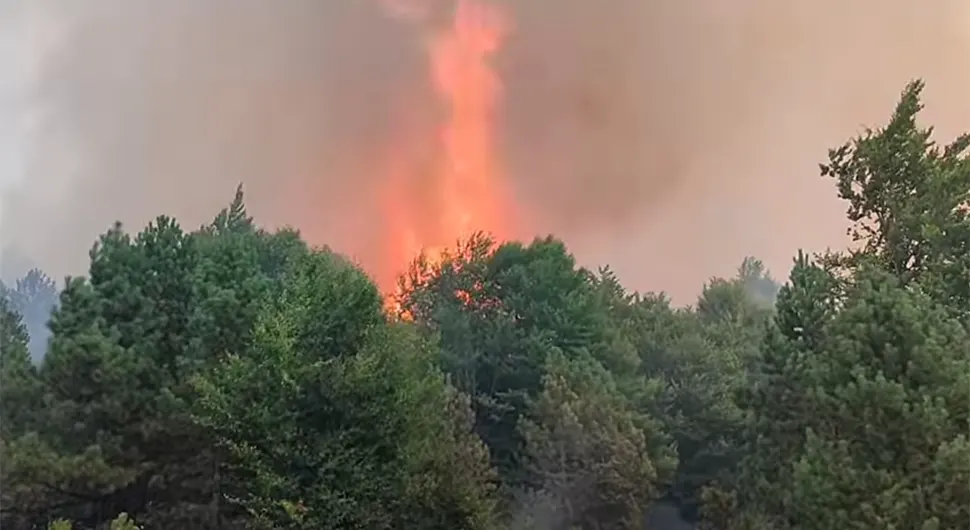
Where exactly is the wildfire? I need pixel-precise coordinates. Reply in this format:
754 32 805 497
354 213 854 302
377 0 513 294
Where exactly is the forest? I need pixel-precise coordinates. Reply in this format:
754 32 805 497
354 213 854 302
0 81 967 530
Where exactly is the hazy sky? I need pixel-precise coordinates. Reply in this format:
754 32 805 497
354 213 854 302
0 6 22 191
0 2 55 240
1 1 968 301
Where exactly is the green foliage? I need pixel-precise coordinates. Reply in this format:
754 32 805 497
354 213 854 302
3 80 969 530
47 520 72 530
395 233 672 511
727 262 970 529
45 512 139 530
786 269 968 529
108 513 140 530
820 79 970 318
266 250 384 360
0 295 39 437
517 353 671 530
18 216 210 527
191 185 308 363
616 258 778 519
192 253 495 530
702 80 970 530
697 257 779 357
1 187 311 528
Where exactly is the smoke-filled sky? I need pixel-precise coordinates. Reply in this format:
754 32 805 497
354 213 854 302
1 0 968 302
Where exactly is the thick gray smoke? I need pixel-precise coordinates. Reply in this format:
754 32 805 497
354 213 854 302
1 0 968 301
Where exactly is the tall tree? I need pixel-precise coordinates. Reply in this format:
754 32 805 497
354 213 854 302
820 79 970 318
1 188 307 529
701 80 970 530
193 250 496 530
24 217 209 527
624 259 777 519
395 234 664 503
191 184 308 366
727 262 969 529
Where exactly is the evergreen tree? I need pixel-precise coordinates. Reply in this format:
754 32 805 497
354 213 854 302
518 352 671 530
820 79 970 319
192 250 496 530
0 295 39 437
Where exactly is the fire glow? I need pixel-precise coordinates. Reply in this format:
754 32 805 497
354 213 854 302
376 0 514 293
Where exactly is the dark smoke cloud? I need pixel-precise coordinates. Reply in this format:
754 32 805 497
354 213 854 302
2 0 968 301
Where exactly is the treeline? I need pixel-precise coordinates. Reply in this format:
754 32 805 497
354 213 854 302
1 80 967 530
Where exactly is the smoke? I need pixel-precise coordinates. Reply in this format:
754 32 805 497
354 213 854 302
1 0 968 301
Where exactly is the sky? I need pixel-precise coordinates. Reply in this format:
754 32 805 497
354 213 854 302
0 1 56 273
0 1 968 302
0 5 25 275
0 5 22 192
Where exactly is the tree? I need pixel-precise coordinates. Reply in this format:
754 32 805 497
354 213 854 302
517 352 672 530
820 79 970 319
4 79 967 530
0 188 307 529
395 234 665 505
696 257 778 360
2 274 154 528
0 295 39 438
700 81 970 529
789 267 968 529
736 264 969 529
625 259 776 520
192 250 496 530
17 216 209 528
713 254 841 529
191 185 308 366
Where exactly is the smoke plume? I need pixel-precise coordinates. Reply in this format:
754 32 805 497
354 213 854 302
2 0 968 301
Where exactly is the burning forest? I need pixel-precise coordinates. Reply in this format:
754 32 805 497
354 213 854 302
0 1 968 529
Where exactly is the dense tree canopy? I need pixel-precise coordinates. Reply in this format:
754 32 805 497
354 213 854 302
1 81 967 530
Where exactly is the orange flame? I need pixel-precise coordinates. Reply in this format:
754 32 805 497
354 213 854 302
429 0 510 243
377 0 513 294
